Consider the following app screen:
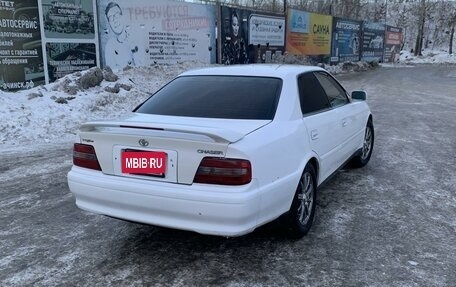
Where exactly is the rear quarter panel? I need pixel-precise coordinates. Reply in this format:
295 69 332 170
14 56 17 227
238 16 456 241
226 119 315 226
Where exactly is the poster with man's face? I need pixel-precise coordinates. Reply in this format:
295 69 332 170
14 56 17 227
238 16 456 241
98 0 216 69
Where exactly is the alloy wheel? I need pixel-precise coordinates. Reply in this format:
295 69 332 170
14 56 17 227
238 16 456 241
361 126 373 161
297 172 314 225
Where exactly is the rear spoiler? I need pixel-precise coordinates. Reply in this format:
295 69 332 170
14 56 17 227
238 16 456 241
79 121 245 143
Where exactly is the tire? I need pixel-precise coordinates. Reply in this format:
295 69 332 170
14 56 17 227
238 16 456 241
351 119 374 168
284 163 317 239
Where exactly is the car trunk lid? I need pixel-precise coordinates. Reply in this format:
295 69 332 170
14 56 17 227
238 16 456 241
77 113 270 184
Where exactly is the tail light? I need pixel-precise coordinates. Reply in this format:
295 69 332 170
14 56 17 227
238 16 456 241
73 143 101 171
194 157 251 185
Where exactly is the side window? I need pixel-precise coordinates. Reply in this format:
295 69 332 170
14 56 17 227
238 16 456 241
298 72 331 114
314 72 349 108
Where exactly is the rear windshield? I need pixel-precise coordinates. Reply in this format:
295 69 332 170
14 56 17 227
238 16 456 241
135 75 282 120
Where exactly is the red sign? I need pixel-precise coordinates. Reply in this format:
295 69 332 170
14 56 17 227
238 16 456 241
121 151 166 175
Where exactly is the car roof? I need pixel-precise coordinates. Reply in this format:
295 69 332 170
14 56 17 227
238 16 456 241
180 64 326 79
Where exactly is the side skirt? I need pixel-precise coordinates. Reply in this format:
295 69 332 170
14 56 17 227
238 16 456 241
317 148 362 189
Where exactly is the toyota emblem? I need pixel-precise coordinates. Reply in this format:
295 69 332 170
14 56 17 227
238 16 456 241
139 139 149 147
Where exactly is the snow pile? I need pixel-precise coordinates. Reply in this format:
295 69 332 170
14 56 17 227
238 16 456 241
325 61 373 74
271 53 313 65
399 49 456 64
0 62 212 149
269 52 375 74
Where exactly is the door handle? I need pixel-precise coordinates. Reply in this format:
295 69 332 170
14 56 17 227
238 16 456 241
311 130 319 140
342 118 348 127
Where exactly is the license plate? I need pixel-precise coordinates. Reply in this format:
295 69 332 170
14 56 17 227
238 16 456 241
121 150 166 176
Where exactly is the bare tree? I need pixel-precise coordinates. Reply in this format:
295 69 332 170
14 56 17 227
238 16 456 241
414 0 426 56
450 12 456 54
340 0 365 20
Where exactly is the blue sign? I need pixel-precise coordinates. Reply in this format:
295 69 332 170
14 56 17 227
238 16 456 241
361 21 385 62
289 10 309 33
331 17 362 64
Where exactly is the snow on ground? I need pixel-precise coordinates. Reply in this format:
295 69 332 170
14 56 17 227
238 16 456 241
0 50 453 152
398 48 456 65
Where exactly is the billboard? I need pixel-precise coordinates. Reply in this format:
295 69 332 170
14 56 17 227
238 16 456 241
384 25 403 63
46 43 97 82
330 17 362 64
248 15 285 47
220 6 285 64
0 0 45 91
98 0 216 68
361 21 385 62
41 0 95 39
37 0 99 83
286 9 332 56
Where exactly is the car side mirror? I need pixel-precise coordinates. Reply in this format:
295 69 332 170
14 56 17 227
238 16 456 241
352 90 367 101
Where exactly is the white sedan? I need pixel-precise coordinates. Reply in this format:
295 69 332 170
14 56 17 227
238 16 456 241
68 64 374 238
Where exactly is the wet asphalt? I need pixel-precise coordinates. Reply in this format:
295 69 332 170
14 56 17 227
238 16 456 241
0 65 455 286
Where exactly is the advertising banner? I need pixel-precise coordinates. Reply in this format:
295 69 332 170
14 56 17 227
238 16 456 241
0 0 45 91
221 6 284 64
248 14 285 47
361 21 385 62
38 0 99 83
98 0 216 68
46 42 96 82
384 25 402 63
286 9 332 56
330 17 362 64
41 0 95 39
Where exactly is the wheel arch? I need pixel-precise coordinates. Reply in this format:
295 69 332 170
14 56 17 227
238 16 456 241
282 154 320 212
307 157 319 185
283 155 319 238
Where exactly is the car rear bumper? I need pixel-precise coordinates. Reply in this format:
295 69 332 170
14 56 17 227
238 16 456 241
67 166 262 237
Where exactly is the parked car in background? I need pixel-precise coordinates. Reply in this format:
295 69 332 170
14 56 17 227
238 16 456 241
67 65 374 238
